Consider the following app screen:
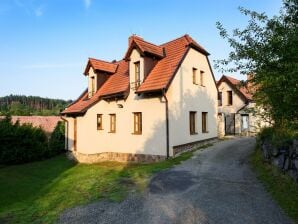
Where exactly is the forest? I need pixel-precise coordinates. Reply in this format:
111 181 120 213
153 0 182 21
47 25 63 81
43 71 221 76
0 95 72 116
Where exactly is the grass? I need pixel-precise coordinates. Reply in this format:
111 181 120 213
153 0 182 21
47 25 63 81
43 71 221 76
0 146 203 224
250 148 298 223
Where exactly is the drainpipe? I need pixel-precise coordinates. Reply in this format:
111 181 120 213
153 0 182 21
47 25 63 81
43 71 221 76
162 89 170 159
60 116 68 151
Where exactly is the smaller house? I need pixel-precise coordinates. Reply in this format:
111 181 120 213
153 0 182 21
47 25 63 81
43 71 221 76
217 75 267 136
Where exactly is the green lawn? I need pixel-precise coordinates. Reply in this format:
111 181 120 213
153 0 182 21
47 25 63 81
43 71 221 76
0 147 202 223
251 148 298 223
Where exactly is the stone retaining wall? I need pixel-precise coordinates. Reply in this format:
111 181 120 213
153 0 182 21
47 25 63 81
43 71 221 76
260 139 298 182
173 137 218 156
67 151 166 164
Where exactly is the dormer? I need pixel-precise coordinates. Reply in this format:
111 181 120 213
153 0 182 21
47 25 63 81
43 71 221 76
124 35 164 91
84 58 118 98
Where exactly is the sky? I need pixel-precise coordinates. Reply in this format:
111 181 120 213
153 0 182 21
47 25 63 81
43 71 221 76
0 0 283 100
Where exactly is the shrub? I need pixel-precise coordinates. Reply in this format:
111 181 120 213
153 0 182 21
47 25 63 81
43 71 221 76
48 121 66 156
0 116 66 165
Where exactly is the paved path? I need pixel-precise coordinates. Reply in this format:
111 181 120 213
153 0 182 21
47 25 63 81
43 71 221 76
59 137 293 224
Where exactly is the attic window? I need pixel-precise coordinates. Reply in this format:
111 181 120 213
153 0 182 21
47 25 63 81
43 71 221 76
227 91 233 105
200 71 205 87
192 68 198 85
134 61 141 89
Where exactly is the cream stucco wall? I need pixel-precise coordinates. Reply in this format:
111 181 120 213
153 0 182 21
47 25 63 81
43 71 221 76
166 48 218 154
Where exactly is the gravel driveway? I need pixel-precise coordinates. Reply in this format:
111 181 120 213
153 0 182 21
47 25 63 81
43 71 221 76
59 137 293 224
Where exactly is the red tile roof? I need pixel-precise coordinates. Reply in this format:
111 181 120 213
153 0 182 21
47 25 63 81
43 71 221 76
84 58 118 75
217 75 252 101
124 35 164 59
0 116 61 134
62 34 211 115
62 60 128 114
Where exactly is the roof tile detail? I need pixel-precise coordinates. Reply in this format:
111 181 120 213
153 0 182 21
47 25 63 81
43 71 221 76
62 60 128 114
84 58 118 75
218 75 252 100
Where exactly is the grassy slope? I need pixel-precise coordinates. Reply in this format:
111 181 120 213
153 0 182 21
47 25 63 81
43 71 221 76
251 148 298 223
0 149 197 223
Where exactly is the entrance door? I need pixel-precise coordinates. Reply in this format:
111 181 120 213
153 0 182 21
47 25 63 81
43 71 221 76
225 113 235 135
241 115 249 132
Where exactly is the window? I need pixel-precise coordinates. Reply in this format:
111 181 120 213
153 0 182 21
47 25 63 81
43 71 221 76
134 61 140 89
97 114 103 130
189 111 197 135
192 68 198 84
227 91 233 105
89 76 95 97
202 112 208 133
218 92 222 106
133 112 142 134
109 114 116 133
200 70 205 86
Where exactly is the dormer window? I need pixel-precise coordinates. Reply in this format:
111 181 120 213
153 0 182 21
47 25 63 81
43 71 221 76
134 61 140 89
88 76 96 98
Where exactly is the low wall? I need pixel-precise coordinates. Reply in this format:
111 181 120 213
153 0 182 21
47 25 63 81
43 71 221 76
173 137 218 156
67 151 166 164
260 139 298 182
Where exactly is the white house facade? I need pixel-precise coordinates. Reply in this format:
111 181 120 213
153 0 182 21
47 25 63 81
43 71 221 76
62 35 218 163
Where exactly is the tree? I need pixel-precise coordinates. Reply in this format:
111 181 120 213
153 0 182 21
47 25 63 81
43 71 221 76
216 0 298 129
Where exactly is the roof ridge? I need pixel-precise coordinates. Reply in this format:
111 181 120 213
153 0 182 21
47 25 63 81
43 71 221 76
160 34 188 46
89 57 118 64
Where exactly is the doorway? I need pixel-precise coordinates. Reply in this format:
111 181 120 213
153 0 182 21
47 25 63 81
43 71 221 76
225 113 235 135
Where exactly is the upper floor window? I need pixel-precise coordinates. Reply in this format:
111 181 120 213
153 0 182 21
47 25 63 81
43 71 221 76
134 61 140 89
227 91 233 105
89 76 95 97
200 70 205 87
218 92 222 106
202 112 208 133
133 112 142 134
97 114 103 130
109 114 116 133
189 111 197 135
192 68 198 85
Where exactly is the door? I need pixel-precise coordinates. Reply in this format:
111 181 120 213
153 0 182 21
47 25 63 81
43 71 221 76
225 113 235 135
241 115 249 133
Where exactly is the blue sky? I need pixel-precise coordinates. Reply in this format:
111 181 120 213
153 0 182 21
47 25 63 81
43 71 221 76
0 0 282 100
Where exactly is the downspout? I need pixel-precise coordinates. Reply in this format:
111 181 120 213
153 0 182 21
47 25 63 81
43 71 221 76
162 89 170 159
60 116 68 151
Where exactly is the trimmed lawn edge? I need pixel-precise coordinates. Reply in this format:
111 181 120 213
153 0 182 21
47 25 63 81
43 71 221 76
250 147 298 223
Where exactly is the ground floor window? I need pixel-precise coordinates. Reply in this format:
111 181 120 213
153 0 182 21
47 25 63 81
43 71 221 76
133 112 142 134
189 111 197 135
97 114 103 130
109 114 116 133
202 112 208 133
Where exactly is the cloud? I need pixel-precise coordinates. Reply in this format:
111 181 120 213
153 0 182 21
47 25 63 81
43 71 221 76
34 6 44 17
83 0 92 9
13 0 45 17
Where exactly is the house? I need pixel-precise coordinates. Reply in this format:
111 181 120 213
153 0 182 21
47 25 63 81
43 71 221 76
0 116 61 136
61 34 218 163
217 75 268 136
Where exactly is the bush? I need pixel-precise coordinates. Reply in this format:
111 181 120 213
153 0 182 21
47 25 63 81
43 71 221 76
257 127 297 148
0 116 65 165
48 121 66 156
